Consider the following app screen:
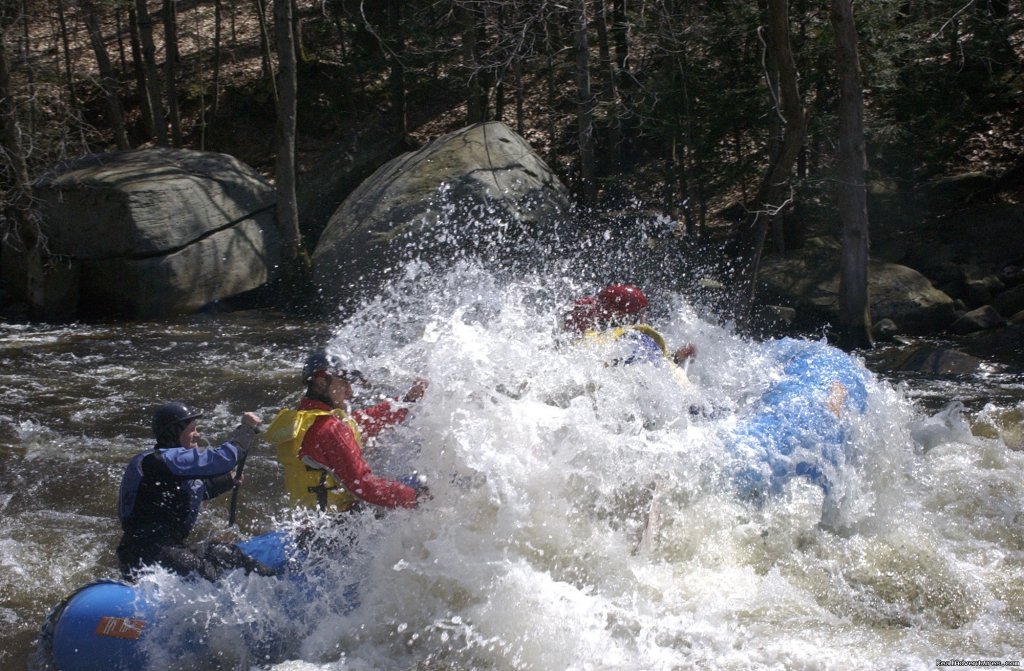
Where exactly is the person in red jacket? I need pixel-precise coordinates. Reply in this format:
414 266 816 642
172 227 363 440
267 351 429 512
563 283 697 366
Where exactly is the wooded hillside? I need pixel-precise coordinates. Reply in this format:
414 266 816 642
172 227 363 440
2 0 1022 331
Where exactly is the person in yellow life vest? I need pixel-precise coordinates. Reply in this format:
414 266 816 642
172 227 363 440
266 350 429 512
564 283 697 370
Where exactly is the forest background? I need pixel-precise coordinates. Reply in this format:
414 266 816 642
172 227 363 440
0 0 1022 346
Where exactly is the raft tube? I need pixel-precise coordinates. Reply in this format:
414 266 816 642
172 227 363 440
37 530 309 671
728 338 870 499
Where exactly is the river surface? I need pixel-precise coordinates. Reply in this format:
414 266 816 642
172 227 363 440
2 260 1023 670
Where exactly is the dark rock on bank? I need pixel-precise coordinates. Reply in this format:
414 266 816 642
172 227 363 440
1 147 280 320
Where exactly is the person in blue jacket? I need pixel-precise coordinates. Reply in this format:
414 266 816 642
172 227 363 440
116 401 272 581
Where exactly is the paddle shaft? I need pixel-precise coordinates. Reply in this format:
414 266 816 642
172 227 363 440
227 450 248 527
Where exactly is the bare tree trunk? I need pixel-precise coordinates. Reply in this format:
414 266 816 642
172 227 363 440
735 0 806 326
128 6 156 141
544 16 559 168
254 0 278 101
593 0 621 168
135 0 167 144
677 50 704 241
19 0 35 135
291 0 305 62
513 56 524 135
665 129 680 213
81 0 130 149
574 0 597 206
386 0 407 136
495 78 505 123
0 21 33 235
1 21 47 316
191 2 206 150
272 0 309 301
55 0 75 102
610 0 628 72
213 0 223 116
831 0 872 349
461 3 488 124
114 7 127 74
163 0 182 145
760 12 784 252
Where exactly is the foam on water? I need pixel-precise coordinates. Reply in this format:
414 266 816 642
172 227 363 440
115 259 1017 670
6 256 1024 670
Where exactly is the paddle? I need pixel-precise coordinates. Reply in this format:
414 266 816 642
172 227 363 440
227 449 248 527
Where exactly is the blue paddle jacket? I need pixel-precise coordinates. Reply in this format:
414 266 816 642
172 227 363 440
118 424 259 546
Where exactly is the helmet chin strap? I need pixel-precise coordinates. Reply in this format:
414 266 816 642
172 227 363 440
305 386 335 407
155 421 186 447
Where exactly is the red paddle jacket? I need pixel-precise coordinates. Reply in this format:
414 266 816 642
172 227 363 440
297 398 417 508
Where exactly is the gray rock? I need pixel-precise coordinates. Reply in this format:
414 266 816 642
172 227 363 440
993 284 1024 318
999 265 1023 288
4 147 280 320
960 324 1024 368
875 344 984 375
758 236 957 335
958 266 1004 307
36 148 277 258
949 305 1006 334
869 263 957 333
312 122 571 309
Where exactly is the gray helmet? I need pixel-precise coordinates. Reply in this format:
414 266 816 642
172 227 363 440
302 350 364 384
152 401 203 446
302 350 340 383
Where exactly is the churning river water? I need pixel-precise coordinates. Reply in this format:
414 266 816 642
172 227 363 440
1 260 1023 670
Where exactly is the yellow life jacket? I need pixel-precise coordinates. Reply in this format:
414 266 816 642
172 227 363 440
583 324 690 388
265 407 363 511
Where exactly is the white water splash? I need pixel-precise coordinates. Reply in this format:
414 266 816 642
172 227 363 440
14 259 1024 671
212 261 1022 670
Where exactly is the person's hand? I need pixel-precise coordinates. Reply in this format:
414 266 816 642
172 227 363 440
399 472 430 503
403 377 429 403
241 412 261 429
673 343 697 365
233 474 245 487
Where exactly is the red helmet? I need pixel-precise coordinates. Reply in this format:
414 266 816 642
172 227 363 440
563 296 599 333
597 284 648 317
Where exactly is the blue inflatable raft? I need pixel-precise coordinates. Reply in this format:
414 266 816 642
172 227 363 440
727 338 870 500
37 474 426 670
36 530 319 671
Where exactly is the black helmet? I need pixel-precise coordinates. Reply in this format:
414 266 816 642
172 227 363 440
303 350 340 383
152 401 203 446
302 350 363 384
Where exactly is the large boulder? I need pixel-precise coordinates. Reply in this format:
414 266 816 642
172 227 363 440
296 122 408 251
311 121 572 310
758 236 957 334
3 148 280 320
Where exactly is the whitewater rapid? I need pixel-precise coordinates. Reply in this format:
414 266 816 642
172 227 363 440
5 260 1023 670
259 262 1022 669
